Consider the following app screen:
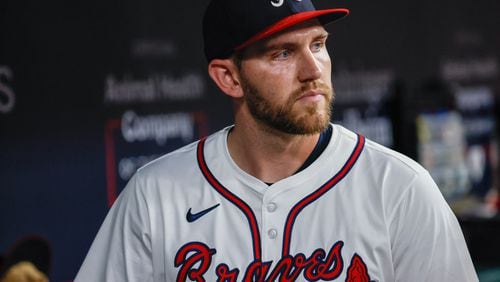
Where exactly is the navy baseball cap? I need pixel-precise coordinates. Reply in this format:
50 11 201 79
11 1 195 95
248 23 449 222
203 0 349 61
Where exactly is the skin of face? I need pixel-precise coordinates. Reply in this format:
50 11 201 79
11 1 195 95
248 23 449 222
236 21 335 135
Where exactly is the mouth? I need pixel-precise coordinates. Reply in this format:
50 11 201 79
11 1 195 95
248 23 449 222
296 90 325 102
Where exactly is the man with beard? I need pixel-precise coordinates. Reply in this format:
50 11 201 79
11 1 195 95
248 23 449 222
75 0 478 281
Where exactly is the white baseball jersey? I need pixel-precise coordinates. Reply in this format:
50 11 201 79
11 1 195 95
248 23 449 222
75 124 478 281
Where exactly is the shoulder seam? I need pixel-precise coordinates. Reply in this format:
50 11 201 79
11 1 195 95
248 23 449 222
364 139 425 175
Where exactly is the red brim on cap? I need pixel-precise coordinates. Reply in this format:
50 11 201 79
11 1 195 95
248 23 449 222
235 8 349 51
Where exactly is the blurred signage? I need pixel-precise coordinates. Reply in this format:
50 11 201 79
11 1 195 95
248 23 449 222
104 72 205 104
333 67 395 147
0 65 15 114
104 111 209 206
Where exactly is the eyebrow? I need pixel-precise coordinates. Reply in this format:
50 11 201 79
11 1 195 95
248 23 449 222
262 32 330 52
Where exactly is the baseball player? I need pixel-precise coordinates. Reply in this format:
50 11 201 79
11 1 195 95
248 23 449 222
75 0 478 281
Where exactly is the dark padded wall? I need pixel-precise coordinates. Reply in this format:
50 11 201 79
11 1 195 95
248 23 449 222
1 0 499 280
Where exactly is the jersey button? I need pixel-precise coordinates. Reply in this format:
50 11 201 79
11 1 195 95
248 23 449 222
268 228 278 239
266 202 277 212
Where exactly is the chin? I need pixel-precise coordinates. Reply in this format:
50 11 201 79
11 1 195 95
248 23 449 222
291 114 330 135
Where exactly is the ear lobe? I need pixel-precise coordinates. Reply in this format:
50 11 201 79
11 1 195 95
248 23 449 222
208 59 244 98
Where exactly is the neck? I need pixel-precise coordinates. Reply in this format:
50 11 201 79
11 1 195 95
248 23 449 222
227 121 320 184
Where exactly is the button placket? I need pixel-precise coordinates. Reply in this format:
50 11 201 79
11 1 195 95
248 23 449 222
262 195 283 262
265 202 278 240
266 202 277 213
267 228 278 239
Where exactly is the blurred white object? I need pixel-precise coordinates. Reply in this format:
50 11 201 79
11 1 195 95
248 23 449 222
417 111 470 201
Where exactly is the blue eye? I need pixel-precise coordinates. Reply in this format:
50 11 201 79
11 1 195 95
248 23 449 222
311 42 324 52
275 50 290 60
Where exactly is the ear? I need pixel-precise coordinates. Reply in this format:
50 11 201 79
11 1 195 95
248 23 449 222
208 59 244 98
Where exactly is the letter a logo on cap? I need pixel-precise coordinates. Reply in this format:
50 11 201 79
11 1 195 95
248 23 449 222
270 0 303 8
270 0 284 7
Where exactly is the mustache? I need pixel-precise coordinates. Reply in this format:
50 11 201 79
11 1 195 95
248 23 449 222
292 81 332 99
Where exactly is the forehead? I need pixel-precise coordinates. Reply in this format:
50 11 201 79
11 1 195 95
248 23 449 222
267 20 327 43
242 20 328 54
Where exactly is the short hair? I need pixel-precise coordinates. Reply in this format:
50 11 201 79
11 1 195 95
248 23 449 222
231 50 245 70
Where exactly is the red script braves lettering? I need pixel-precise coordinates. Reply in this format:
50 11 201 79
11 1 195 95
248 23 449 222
174 241 371 281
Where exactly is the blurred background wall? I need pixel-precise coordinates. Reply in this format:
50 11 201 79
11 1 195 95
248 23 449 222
1 0 499 280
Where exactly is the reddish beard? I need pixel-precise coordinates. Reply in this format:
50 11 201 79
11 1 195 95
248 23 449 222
242 78 334 135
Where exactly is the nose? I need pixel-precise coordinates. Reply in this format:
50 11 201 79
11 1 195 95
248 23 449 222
297 49 323 82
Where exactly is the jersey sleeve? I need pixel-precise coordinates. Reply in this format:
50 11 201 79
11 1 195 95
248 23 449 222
74 173 153 281
389 170 478 282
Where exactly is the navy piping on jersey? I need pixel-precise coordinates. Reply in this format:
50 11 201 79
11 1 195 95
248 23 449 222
265 125 333 186
282 133 365 256
296 124 333 174
196 132 365 261
197 138 262 261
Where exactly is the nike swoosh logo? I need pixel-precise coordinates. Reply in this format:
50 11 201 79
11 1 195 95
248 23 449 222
186 203 220 223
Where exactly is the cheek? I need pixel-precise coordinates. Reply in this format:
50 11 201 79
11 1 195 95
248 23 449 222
260 62 294 84
249 64 295 97
318 51 332 77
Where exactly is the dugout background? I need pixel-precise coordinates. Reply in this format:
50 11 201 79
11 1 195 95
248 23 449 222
1 0 500 280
